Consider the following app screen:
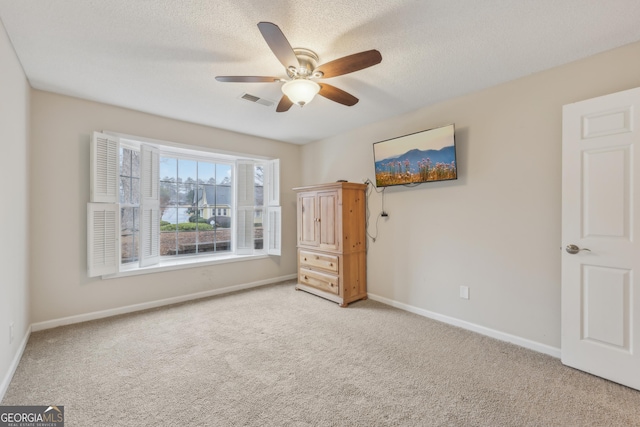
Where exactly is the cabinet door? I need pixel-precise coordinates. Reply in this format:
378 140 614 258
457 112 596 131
298 192 318 247
318 190 340 251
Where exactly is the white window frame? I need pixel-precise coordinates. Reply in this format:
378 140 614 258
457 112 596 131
87 132 281 279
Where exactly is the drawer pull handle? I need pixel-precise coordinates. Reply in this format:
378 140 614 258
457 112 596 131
304 276 308 280
315 256 319 260
303 257 307 261
329 263 333 267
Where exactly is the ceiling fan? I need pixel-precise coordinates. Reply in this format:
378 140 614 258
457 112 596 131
215 22 382 112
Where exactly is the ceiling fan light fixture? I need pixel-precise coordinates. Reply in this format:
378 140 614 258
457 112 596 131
281 79 320 107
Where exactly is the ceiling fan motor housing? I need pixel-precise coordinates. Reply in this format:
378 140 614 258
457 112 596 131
287 48 322 79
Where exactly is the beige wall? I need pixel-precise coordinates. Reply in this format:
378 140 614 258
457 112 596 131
29 91 301 323
301 41 640 349
0 19 30 392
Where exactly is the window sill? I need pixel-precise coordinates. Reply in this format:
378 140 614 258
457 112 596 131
102 252 270 279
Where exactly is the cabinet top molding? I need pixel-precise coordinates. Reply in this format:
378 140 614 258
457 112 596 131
293 182 367 192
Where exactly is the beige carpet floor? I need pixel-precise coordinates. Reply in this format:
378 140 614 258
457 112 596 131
2 280 640 426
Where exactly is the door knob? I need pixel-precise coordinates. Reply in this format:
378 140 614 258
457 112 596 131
566 244 591 255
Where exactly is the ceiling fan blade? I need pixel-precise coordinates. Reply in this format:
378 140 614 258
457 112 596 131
276 95 293 112
315 49 382 78
257 22 300 70
215 76 281 83
318 83 359 106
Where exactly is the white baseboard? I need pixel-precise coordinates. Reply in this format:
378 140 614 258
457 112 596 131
367 293 561 359
31 274 296 332
0 325 31 403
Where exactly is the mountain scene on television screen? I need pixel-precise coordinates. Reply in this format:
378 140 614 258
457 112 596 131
375 145 455 173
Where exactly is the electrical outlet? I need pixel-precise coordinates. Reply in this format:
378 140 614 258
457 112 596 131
459 286 470 300
9 322 14 344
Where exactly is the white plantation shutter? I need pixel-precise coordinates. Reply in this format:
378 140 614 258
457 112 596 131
266 206 281 255
236 207 254 255
140 206 160 266
139 144 160 267
87 203 119 277
265 159 281 256
140 144 159 202
236 160 255 255
90 131 119 203
266 159 280 206
88 131 120 277
236 160 255 207
234 159 281 256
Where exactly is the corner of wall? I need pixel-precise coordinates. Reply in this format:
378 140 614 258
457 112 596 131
0 16 32 403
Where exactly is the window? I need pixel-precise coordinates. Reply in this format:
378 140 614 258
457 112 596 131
159 157 235 256
87 131 281 278
119 147 140 264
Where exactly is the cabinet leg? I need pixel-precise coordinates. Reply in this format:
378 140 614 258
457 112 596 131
339 302 348 308
295 286 300 291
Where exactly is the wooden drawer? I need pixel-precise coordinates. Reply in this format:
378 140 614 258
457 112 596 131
299 268 340 295
299 250 339 273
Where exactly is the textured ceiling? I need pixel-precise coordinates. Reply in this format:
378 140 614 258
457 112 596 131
2 0 640 144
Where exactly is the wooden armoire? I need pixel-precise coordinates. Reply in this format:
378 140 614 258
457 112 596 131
293 182 367 307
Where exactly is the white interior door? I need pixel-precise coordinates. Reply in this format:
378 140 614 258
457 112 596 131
562 86 640 390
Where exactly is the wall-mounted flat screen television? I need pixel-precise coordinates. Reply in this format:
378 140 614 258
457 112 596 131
373 123 457 187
